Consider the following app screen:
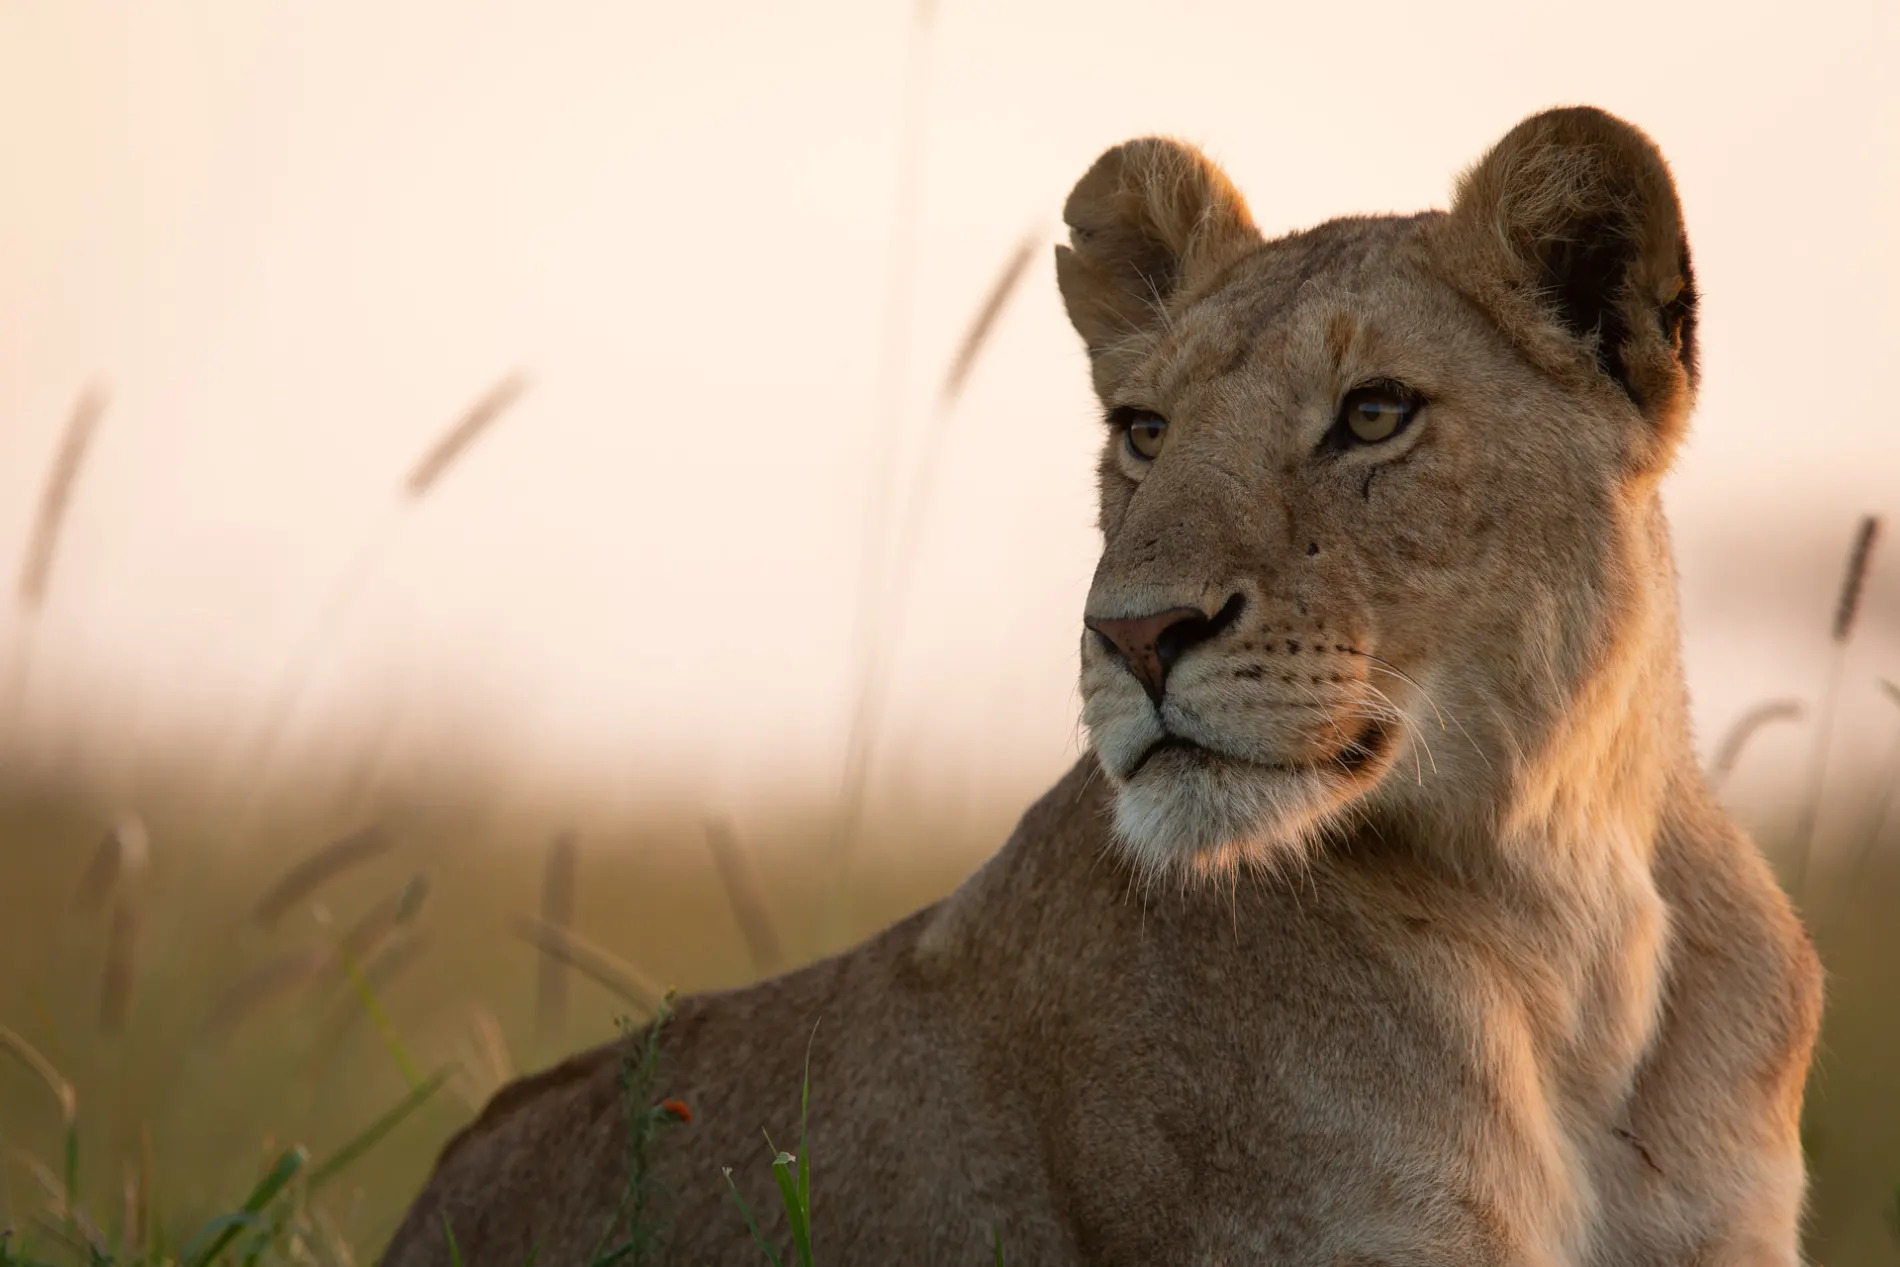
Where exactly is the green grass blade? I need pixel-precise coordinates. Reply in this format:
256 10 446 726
796 1026 815 1246
337 946 423 1089
61 1127 78 1232
443 1214 464 1267
0 1231 64 1267
790 1025 813 1267
721 1167 782 1267
307 1066 452 1193
179 1146 307 1267
993 1221 1004 1266
765 1150 809 1267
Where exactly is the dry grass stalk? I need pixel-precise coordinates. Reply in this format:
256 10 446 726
403 373 528 500
536 833 578 1040
827 228 1043 931
252 825 393 927
32 1206 107 1258
1832 516 1881 642
311 1207 361 1267
309 931 431 1072
511 916 663 1015
1825 678 1900 931
329 873 431 978
1707 699 1805 791
0 1024 77 1127
835 0 937 917
69 828 123 916
705 818 781 975
202 946 332 1033
467 1004 514 1089
17 385 106 611
1791 514 1885 895
450 1004 516 1110
135 1121 154 1258
938 231 1039 408
69 815 148 916
240 372 524 822
98 899 139 1035
120 1160 140 1258
934 228 1041 406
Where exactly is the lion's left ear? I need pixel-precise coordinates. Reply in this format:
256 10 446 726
1435 107 1699 449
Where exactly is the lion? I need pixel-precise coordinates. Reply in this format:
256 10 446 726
381 106 1822 1266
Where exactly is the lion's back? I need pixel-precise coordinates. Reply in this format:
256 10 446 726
379 896 1083 1267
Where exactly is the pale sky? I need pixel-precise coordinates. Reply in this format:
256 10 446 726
1 0 1896 816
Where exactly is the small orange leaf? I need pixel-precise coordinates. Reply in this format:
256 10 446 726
661 1097 692 1123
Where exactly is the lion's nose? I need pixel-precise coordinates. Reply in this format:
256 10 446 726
1085 594 1244 704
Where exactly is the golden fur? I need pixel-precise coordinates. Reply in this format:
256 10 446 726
381 107 1821 1265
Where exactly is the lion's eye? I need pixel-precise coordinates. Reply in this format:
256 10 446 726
1335 384 1420 446
1119 410 1169 461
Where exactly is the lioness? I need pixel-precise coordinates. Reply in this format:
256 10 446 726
383 107 1821 1265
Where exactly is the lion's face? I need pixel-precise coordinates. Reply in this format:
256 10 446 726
1057 112 1700 876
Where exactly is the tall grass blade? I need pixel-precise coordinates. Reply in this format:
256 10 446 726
705 819 781 976
97 899 140 1035
827 227 1044 936
309 932 431 1075
179 1144 306 1267
511 917 663 1015
337 943 423 1089
252 825 394 927
537 833 579 1041
0 1026 78 1130
937 230 1039 410
327 872 432 980
203 947 331 1034
1707 699 1805 791
1 1028 80 1226
17 386 106 611
796 1025 814 1239
69 816 146 916
832 0 938 939
1832 516 1881 643
1826 678 1900 930
306 1068 452 1193
1791 514 1884 895
135 1121 154 1261
720 1169 782 1267
766 1144 808 1267
404 374 528 501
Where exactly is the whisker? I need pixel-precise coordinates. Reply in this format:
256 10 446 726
1357 654 1493 775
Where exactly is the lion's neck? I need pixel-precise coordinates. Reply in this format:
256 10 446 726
1495 505 1693 889
1466 506 1690 1097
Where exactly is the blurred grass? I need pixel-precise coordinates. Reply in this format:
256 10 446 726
2 742 1898 1263
0 777 997 1263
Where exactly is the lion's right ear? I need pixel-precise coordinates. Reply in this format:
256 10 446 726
1055 139 1260 374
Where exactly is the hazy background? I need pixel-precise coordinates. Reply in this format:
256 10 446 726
2 1 1900 1261
2 0 1896 820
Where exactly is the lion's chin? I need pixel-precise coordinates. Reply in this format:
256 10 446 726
1103 723 1395 879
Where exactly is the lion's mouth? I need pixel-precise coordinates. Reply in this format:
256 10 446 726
1125 719 1394 781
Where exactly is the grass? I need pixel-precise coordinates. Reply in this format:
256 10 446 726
721 1027 817 1267
0 781 999 1265
5 748 1898 1264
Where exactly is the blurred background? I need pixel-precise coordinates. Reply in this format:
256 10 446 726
1 0 1896 1262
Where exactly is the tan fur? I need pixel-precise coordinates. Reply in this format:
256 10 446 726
381 108 1820 1266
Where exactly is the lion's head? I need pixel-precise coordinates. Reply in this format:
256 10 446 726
1058 107 1701 877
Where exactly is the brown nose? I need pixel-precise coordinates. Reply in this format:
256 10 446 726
1086 595 1243 704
